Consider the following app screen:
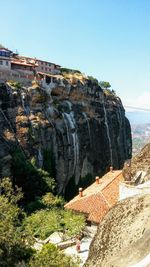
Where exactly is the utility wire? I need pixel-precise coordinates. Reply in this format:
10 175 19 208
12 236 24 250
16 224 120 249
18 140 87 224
125 105 150 112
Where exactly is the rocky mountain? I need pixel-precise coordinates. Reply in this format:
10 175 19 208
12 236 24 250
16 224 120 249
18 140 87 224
84 193 150 267
0 73 132 197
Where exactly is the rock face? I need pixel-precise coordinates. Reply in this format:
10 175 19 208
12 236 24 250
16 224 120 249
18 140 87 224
85 194 150 267
123 142 150 183
0 76 132 195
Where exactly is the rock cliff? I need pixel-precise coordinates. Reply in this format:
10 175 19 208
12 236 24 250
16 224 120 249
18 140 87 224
123 142 150 183
84 193 150 267
0 73 132 196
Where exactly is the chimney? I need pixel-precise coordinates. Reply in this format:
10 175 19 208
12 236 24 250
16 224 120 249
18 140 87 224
95 176 99 184
79 187 83 197
110 166 113 172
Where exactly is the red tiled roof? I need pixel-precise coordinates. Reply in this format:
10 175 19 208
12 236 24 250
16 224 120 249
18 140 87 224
18 55 61 67
65 170 123 224
11 59 37 67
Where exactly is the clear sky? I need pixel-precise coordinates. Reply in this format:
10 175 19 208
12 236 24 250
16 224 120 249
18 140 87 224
1 0 150 109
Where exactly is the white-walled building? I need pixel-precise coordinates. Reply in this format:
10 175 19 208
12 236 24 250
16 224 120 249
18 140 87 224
0 47 12 70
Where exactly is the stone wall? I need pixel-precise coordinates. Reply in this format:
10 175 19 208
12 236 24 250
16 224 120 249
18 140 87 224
0 69 34 84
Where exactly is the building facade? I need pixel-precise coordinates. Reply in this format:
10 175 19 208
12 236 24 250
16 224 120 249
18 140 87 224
18 56 61 75
0 46 61 80
0 47 12 70
35 59 61 74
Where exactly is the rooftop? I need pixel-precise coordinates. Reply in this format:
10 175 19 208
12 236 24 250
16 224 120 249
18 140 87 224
11 59 38 67
65 170 123 224
18 55 61 67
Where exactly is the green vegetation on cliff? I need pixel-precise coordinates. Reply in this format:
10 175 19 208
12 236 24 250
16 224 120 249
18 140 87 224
11 148 55 203
0 178 83 266
0 178 33 266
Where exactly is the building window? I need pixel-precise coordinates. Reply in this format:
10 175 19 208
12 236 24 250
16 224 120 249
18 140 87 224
45 67 47 71
6 61 9 66
0 61 3 65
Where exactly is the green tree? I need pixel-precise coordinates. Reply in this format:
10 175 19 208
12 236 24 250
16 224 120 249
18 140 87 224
42 192 65 208
23 208 85 240
29 243 79 267
0 178 33 267
99 81 111 89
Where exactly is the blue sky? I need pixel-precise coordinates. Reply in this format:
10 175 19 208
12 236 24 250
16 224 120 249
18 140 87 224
1 0 150 109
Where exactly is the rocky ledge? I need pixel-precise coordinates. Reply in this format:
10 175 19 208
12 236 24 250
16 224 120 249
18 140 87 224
85 193 150 267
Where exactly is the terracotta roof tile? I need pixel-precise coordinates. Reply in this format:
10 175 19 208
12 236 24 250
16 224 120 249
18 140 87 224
65 170 123 224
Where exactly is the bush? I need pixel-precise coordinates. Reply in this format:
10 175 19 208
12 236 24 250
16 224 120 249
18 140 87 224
24 197 45 214
103 88 113 96
8 80 22 89
87 76 98 85
28 243 79 267
63 210 85 238
23 209 85 240
23 209 62 240
61 67 81 74
41 192 65 208
0 178 34 266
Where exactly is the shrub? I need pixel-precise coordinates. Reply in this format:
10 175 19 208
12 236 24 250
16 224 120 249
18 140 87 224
8 80 22 89
61 67 81 74
28 243 79 267
23 209 62 239
103 88 113 96
87 76 98 85
41 192 65 208
0 178 34 266
63 210 85 238
23 209 85 240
